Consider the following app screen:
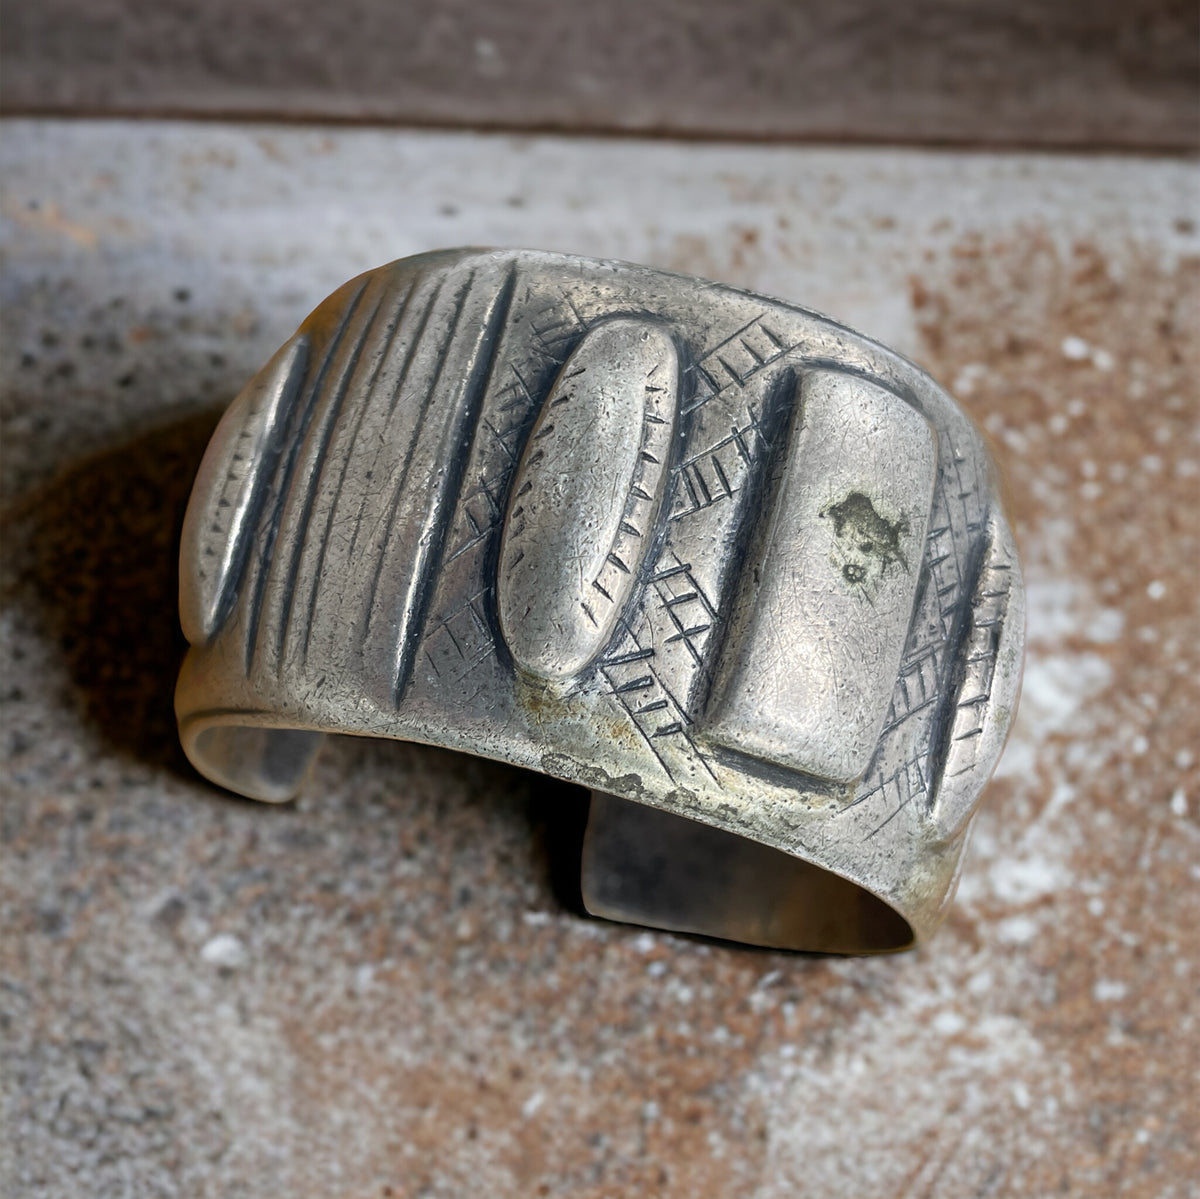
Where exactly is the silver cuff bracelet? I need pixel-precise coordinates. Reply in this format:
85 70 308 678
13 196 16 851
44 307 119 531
175 248 1024 953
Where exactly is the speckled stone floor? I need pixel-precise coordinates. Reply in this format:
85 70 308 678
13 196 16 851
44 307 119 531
2 122 1198 1198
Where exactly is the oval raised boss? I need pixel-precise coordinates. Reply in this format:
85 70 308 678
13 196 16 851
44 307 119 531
497 319 679 681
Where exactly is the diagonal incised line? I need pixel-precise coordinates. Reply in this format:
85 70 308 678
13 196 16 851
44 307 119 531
242 279 369 673
274 284 388 666
388 263 518 702
343 273 447 575
363 269 478 638
298 278 418 665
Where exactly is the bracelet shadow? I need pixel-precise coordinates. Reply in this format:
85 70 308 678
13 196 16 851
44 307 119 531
2 409 593 916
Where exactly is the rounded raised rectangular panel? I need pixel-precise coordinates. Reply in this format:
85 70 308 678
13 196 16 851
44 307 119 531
701 369 937 783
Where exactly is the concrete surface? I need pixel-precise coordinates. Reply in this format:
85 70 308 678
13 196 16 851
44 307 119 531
1 121 1198 1197
3 1 1198 150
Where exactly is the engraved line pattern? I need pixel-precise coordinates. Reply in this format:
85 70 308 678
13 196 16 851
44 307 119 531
598 611 717 788
364 270 479 636
416 288 587 682
671 407 774 521
586 315 799 786
340 273 447 577
844 750 929 816
193 335 309 641
682 314 790 415
388 265 518 700
651 555 719 671
242 279 370 673
938 527 1015 784
855 429 991 837
273 284 389 666
298 278 418 664
582 350 677 630
421 586 496 680
863 754 929 838
443 295 587 565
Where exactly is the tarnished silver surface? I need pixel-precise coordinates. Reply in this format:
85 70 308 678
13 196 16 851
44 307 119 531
175 248 1024 953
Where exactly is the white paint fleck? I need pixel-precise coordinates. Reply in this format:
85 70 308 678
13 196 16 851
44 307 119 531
647 959 668 978
1176 749 1195 770
1088 607 1125 643
1147 579 1166 600
932 1010 965 1036
1024 653 1112 727
755 1008 1055 1194
633 932 657 954
1131 735 1148 756
472 36 507 77
1024 576 1125 646
967 970 993 996
990 855 1063 905
953 362 987 396
1061 335 1090 360
1002 427 1027 453
200 932 248 970
995 649 1112 781
1170 788 1187 817
1087 896 1105 917
521 1090 545 1118
1042 782 1076 822
1047 412 1070 436
1091 347 1115 371
1093 979 1128 1003
996 914 1039 944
